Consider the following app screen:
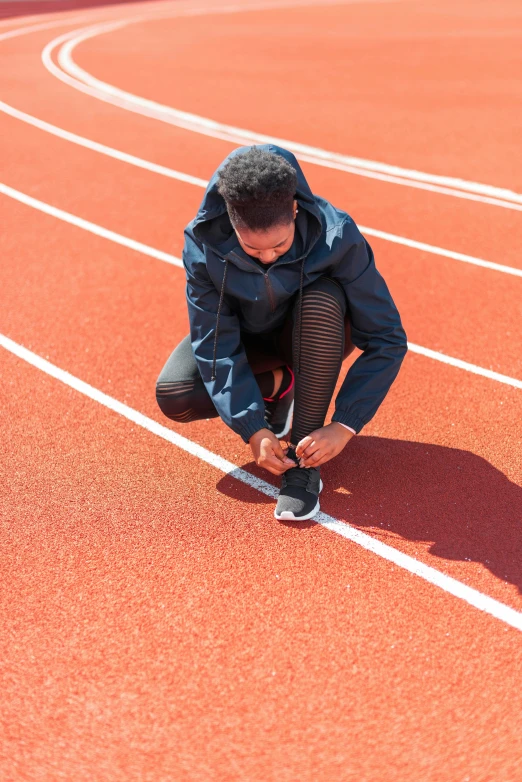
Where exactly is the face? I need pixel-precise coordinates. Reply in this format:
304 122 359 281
234 201 298 264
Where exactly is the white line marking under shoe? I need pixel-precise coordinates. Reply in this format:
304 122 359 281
2 332 522 633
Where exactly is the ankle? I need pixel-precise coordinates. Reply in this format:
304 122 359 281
271 367 283 397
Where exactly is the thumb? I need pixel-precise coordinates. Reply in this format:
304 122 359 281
295 435 313 458
271 436 287 462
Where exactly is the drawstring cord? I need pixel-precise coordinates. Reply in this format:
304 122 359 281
211 259 229 381
295 258 305 375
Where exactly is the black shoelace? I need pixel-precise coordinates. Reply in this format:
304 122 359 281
282 449 317 490
282 465 313 490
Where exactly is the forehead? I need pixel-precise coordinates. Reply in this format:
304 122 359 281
237 224 293 251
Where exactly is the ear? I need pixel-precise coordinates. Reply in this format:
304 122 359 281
293 199 298 219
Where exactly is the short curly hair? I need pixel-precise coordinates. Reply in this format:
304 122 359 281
217 148 298 231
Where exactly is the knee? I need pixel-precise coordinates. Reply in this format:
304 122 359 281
300 276 347 316
155 380 195 423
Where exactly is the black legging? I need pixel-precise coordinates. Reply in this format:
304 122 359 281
156 277 354 445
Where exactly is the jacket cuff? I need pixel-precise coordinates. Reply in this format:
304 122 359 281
235 414 269 444
331 410 365 434
336 422 357 436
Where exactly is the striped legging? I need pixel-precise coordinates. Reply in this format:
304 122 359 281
156 277 353 445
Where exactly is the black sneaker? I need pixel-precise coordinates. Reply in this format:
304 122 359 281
274 448 323 521
264 367 294 439
265 389 294 439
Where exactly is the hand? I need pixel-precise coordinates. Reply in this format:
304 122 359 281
295 423 354 468
249 428 295 476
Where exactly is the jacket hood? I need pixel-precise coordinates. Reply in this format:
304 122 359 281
192 144 323 258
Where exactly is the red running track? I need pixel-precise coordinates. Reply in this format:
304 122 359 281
1 0 522 779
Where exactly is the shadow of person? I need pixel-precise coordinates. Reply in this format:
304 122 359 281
216 436 522 592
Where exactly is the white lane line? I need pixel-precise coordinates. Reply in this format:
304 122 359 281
0 100 208 188
47 13 522 211
2 111 521 282
1 330 521 633
356 227 522 279
2 180 521 390
0 182 183 268
407 344 522 390
4 4 522 211
3 19 522 277
294 151 522 213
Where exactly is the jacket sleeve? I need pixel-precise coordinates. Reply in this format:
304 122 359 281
183 229 267 443
330 227 408 433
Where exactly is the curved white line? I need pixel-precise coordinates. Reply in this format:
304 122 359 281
2 19 521 277
3 180 522 390
50 14 522 210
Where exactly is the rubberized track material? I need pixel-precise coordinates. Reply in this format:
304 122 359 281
1 1 522 779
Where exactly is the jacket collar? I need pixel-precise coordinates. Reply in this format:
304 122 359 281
192 144 322 266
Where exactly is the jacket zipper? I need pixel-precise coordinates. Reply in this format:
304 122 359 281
264 270 276 312
229 252 278 312
229 252 307 313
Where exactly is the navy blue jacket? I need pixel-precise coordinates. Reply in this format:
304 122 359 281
183 144 407 443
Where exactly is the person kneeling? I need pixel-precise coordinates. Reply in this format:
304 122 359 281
156 146 407 521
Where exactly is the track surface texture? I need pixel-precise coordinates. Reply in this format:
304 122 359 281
1 0 521 780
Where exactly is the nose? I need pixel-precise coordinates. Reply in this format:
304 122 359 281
259 250 277 263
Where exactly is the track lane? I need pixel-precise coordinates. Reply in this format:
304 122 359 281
5 329 522 630
70 0 522 191
2 334 522 781
2 109 522 380
2 21 522 367
52 19 522 213
1 196 521 612
4 176 522 391
3 15 522 271
2 1 522 777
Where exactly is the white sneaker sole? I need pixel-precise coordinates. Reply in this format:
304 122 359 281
274 479 323 521
273 399 294 439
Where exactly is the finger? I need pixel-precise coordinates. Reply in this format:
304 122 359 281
299 443 321 465
300 441 321 459
273 441 297 466
275 457 297 473
271 438 288 462
301 450 326 468
307 454 332 468
263 464 287 476
262 458 290 475
305 450 336 468
261 450 293 468
295 436 313 458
